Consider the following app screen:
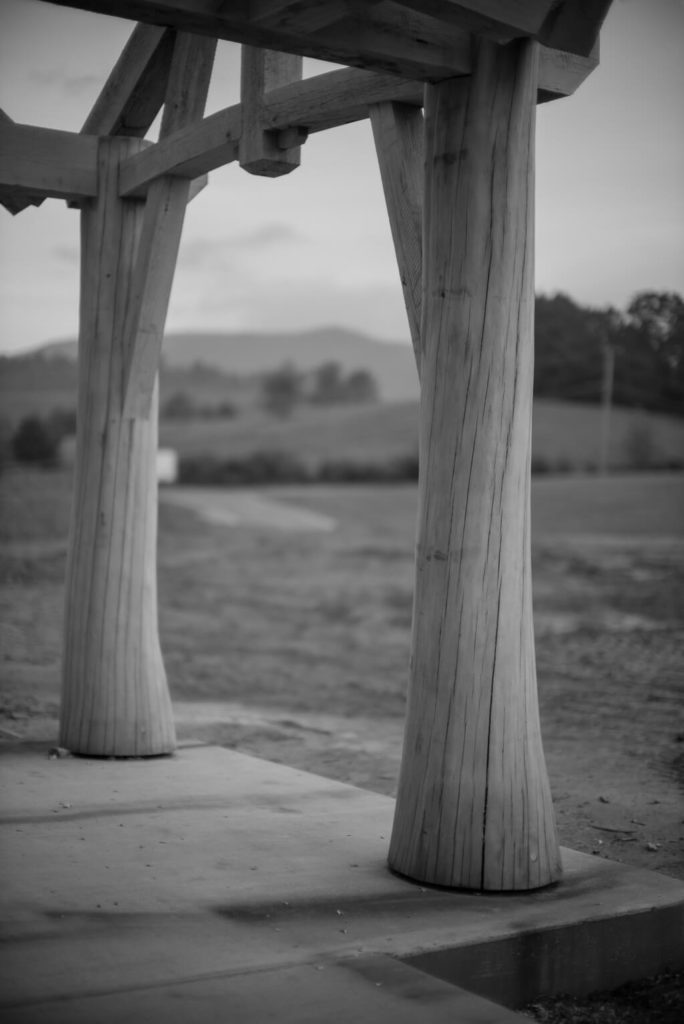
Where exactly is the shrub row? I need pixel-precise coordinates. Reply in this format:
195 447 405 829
178 451 420 487
178 448 684 487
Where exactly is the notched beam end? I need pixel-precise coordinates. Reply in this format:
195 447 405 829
0 111 46 215
0 188 45 215
240 126 305 176
240 154 301 177
275 125 308 150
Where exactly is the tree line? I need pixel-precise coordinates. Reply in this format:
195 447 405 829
534 290 683 416
261 362 378 417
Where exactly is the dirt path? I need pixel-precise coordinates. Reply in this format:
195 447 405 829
161 487 338 532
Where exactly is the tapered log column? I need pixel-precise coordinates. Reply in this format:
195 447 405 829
388 40 561 891
59 137 175 756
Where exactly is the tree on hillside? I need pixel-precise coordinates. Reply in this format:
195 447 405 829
310 362 344 404
0 416 12 475
534 293 603 402
626 292 684 415
533 291 684 417
309 362 379 405
344 369 378 404
162 391 196 419
47 407 77 439
12 415 59 466
262 363 302 418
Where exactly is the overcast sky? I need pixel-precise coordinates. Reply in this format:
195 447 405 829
0 0 682 355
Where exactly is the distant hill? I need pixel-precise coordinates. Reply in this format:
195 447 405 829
0 348 254 426
26 326 420 403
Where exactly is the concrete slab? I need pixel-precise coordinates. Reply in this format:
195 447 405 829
1 746 683 1021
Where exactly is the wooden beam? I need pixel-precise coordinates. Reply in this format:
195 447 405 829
81 22 175 136
311 3 472 81
60 136 175 756
390 1 552 40
370 101 423 376
187 173 208 202
0 117 98 204
123 32 216 420
117 66 417 197
0 111 44 214
118 106 240 196
45 0 604 91
537 38 598 102
45 0 470 80
388 39 561 892
118 37 595 197
239 47 304 176
249 0 347 32
539 0 613 58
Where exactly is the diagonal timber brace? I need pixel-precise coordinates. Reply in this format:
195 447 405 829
370 101 424 377
80 22 175 137
121 32 216 421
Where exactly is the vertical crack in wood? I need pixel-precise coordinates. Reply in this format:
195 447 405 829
60 138 175 757
389 38 561 891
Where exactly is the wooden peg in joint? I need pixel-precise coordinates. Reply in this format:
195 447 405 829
240 47 304 177
275 126 308 151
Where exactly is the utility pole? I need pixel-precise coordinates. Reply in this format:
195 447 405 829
600 338 615 476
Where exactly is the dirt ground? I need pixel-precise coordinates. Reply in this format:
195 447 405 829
2 468 683 1020
1 468 682 885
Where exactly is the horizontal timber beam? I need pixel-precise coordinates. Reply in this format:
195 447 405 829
118 41 595 197
118 105 240 197
0 118 98 204
0 111 44 214
390 1 551 43
123 31 216 419
43 0 473 81
539 0 613 58
45 0 602 86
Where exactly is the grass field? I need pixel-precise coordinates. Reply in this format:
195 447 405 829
154 398 684 472
2 466 683 1020
1 464 682 851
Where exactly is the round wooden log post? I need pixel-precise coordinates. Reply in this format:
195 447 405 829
59 137 175 756
388 40 561 891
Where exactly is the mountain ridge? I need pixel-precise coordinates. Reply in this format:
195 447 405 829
30 327 419 403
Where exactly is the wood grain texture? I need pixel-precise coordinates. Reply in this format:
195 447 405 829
390 0 551 39
388 39 561 892
0 119 98 203
239 47 303 176
539 0 612 58
116 34 598 198
0 111 44 214
46 1 601 96
123 32 216 419
370 101 423 375
60 138 175 756
80 22 175 137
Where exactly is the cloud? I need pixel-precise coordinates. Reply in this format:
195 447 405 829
52 244 79 264
237 223 305 247
167 267 411 344
178 223 306 271
29 69 101 96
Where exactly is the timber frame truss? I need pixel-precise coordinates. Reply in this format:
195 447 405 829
1 1 612 894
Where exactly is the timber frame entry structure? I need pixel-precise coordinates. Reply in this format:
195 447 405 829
1 1 612 894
